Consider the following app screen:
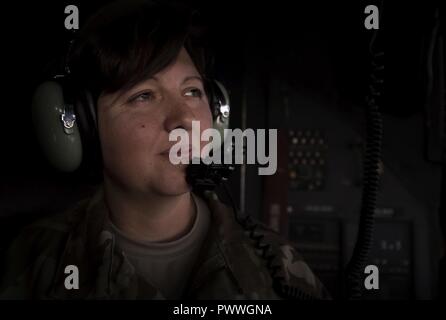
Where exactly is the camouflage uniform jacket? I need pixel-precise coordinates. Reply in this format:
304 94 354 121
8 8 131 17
0 188 330 299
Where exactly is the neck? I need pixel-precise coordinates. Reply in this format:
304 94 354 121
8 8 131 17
103 176 196 243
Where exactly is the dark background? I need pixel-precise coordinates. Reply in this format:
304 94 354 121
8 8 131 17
0 0 444 299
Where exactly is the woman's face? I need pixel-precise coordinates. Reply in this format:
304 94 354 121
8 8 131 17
97 48 213 196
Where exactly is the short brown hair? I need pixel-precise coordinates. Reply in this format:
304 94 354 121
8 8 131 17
69 0 210 101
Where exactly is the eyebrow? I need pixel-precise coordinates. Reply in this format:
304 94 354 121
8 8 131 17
181 75 203 84
149 75 203 84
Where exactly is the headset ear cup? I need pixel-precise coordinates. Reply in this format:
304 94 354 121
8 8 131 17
211 80 230 130
31 80 83 172
209 80 231 156
210 80 231 144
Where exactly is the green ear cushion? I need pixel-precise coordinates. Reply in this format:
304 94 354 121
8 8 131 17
31 81 83 172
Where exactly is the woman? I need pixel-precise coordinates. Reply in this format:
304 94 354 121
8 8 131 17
0 0 329 299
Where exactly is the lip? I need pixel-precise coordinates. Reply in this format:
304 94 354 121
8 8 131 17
160 145 193 157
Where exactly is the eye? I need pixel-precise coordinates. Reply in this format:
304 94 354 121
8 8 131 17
184 88 203 98
128 91 154 104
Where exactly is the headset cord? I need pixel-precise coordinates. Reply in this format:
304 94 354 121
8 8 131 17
344 26 384 299
222 182 320 300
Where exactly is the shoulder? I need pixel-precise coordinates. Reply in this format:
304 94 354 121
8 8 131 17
202 191 331 299
252 220 331 299
9 196 90 251
0 197 90 298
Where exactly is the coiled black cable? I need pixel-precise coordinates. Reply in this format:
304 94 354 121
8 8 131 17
222 182 320 300
344 27 384 299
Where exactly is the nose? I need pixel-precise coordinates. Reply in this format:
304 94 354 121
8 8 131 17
164 96 196 133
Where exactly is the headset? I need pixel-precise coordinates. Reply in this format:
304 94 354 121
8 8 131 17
31 38 232 184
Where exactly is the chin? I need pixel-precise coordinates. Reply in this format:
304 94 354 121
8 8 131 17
153 169 191 196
